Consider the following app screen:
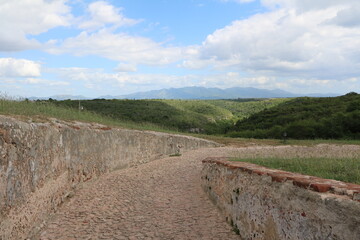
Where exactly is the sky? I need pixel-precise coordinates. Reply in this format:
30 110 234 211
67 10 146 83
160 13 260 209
1 0 360 98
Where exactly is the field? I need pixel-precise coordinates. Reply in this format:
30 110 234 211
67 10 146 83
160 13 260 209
232 144 360 184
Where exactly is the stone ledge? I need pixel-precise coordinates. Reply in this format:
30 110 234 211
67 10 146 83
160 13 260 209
202 157 360 201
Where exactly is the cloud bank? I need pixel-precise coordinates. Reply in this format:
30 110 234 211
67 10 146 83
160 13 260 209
188 0 360 81
1 0 359 96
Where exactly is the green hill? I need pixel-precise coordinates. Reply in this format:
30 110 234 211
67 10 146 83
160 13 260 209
206 98 289 120
228 92 360 139
4 95 358 140
50 98 287 134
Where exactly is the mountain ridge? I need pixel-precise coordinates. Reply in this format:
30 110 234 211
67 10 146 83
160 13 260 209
30 87 340 100
107 86 339 99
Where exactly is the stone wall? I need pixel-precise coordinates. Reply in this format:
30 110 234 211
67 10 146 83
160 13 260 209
0 115 219 239
202 157 360 240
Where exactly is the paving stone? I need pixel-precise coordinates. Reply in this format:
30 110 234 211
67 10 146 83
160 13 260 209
36 148 243 239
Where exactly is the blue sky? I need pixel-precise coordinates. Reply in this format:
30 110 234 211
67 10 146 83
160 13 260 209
1 0 360 98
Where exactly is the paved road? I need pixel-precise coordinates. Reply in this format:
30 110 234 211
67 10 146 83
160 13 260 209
37 147 241 240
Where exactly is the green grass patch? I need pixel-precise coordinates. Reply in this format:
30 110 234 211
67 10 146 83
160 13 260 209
233 157 360 184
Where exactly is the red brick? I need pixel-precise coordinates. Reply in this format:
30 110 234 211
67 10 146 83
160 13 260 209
310 183 332 193
293 179 311 189
270 174 288 183
99 127 112 130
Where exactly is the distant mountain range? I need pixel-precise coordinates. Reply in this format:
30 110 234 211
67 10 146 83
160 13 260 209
29 87 340 100
106 87 339 99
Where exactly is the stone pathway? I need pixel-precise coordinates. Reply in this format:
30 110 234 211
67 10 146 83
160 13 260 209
37 147 242 240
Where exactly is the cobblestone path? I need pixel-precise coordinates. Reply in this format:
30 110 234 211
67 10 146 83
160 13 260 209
38 147 242 240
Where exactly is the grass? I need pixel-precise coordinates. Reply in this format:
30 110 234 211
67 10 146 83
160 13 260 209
2 97 360 147
165 99 233 121
233 157 360 184
169 153 182 157
49 98 234 134
43 98 289 134
231 143 360 184
0 99 179 133
206 98 290 120
195 135 360 147
284 139 360 146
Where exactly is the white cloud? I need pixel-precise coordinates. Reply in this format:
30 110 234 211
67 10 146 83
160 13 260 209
52 67 279 91
46 29 185 65
41 66 359 96
114 63 137 72
184 1 360 80
23 78 69 86
42 2 190 67
0 58 41 77
0 0 72 51
53 67 181 86
78 1 139 31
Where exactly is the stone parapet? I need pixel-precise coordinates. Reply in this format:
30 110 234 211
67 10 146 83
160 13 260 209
0 115 218 239
202 157 360 239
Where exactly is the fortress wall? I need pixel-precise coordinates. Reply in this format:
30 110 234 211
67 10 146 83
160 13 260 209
202 157 360 240
0 115 219 239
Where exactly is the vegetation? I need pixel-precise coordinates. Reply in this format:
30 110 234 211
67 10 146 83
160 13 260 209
3 93 360 140
206 98 289 120
2 94 360 184
229 92 360 139
196 135 360 147
232 143 360 184
233 157 360 184
0 98 175 132
48 98 286 134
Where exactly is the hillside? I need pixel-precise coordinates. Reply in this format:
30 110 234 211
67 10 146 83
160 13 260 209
206 98 289 119
116 87 299 99
2 95 360 139
50 98 287 134
228 92 360 139
115 87 337 99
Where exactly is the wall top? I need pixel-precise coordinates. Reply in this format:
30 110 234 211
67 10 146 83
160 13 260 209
202 157 360 201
